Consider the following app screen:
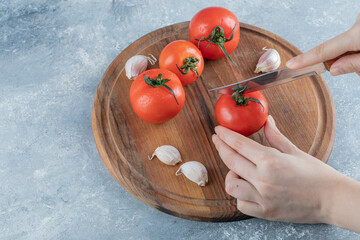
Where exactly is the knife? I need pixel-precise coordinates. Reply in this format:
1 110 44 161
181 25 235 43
209 51 359 94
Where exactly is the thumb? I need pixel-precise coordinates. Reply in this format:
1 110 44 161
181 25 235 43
264 115 300 154
329 53 360 76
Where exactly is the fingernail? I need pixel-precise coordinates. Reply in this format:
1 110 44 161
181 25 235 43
267 115 281 135
286 58 296 68
214 126 220 134
330 67 343 76
267 115 275 126
212 134 217 143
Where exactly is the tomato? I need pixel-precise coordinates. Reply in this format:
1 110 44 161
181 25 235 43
189 7 240 63
130 69 185 123
159 40 204 85
215 91 268 136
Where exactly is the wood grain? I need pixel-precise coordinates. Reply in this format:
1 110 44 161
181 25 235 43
92 22 336 222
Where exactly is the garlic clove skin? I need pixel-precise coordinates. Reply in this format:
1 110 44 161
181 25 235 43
254 47 281 73
149 145 182 166
125 54 157 80
125 55 147 80
176 161 208 186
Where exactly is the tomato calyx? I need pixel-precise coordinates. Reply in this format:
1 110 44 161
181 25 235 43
176 56 199 78
143 73 179 105
232 84 264 111
196 25 238 68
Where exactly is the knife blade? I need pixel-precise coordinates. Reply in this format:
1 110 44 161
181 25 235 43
208 63 326 94
208 51 359 95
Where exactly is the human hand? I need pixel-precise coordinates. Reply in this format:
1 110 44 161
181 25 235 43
212 116 352 225
286 14 360 76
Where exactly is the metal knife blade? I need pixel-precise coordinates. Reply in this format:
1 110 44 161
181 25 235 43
208 63 327 94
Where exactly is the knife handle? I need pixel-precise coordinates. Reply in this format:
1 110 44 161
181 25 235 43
324 51 360 71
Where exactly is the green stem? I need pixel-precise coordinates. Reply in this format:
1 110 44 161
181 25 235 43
176 56 199 78
196 24 238 68
143 73 179 105
231 83 264 111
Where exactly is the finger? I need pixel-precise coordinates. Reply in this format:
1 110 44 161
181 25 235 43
357 72 360 76
225 171 260 202
237 199 263 217
329 53 360 76
212 134 256 179
286 31 353 69
214 126 269 165
264 115 300 155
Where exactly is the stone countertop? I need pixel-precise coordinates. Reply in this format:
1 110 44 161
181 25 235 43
1 0 359 239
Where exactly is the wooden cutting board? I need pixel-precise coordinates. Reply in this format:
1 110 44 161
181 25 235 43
92 22 336 222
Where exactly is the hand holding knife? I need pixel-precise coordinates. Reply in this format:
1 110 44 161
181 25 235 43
209 51 360 94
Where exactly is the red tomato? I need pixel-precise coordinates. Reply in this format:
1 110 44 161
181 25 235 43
159 40 204 85
215 91 268 136
130 69 185 123
189 7 240 61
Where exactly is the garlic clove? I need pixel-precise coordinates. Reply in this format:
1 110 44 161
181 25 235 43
149 145 182 166
176 161 208 186
125 54 157 80
254 47 281 73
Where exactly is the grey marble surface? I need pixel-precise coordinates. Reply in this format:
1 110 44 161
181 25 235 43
1 0 360 239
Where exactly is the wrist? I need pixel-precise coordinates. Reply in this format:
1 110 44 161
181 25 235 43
318 173 347 225
320 172 360 230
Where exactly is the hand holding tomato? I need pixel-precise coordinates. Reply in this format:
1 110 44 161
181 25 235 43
212 117 360 232
189 7 240 66
130 69 185 123
159 40 204 85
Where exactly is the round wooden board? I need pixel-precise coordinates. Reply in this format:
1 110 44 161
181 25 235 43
92 22 336 222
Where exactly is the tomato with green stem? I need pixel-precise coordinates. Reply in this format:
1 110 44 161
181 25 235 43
159 40 204 85
130 69 185 123
189 7 240 67
215 84 268 136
